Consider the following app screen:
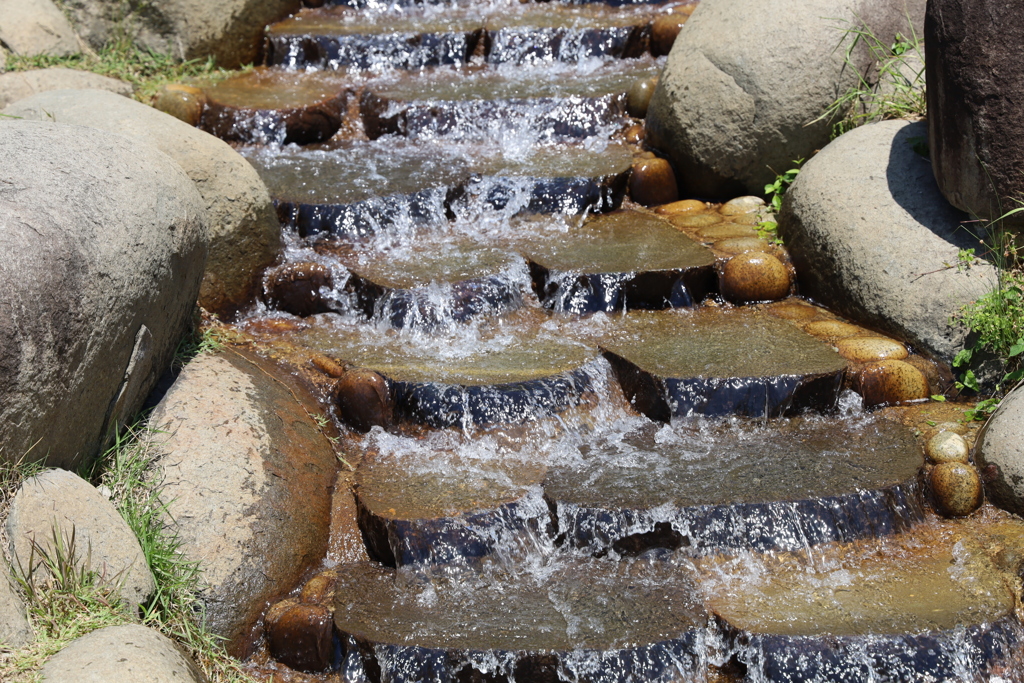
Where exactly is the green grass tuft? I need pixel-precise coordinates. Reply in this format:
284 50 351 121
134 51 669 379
5 35 242 103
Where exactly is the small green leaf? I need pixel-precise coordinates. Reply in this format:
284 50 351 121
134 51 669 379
962 369 980 392
953 349 973 367
930 395 946 402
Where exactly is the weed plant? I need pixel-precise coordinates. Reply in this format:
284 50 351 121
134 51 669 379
949 206 1024 420
756 160 803 243
815 19 926 137
4 34 240 103
0 426 255 683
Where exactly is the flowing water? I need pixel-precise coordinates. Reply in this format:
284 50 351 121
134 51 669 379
164 0 1024 680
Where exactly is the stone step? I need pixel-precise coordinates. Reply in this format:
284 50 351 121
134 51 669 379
703 525 1024 681
167 68 352 144
546 414 925 555
241 140 636 238
343 236 527 327
517 209 717 313
266 2 675 70
599 308 848 420
333 559 711 683
359 60 662 141
286 310 600 428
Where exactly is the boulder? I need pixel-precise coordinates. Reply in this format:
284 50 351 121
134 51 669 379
0 557 31 648
58 0 302 69
777 120 997 368
6 469 155 609
0 120 207 469
646 0 925 199
0 68 132 109
4 89 281 316
147 349 338 656
926 0 1024 224
977 386 1024 517
0 0 81 57
40 624 206 683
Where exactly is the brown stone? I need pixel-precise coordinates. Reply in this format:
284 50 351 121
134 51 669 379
930 462 983 517
926 0 1024 223
902 355 944 394
802 319 866 341
651 9 692 57
766 299 825 322
621 122 645 144
669 212 723 229
265 599 334 672
333 368 393 433
655 198 707 215
300 570 339 606
629 157 678 206
855 360 930 407
720 251 791 304
926 430 970 464
713 236 774 255
835 336 909 363
719 195 766 216
264 261 334 317
696 223 759 240
627 76 658 118
153 84 207 127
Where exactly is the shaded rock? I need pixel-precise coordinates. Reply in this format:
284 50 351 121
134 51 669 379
0 46 7 73
930 462 983 517
6 469 155 608
58 0 302 68
333 367 393 433
0 0 81 57
976 386 1024 517
926 430 969 464
40 624 206 683
4 89 281 316
777 120 997 368
147 349 337 655
0 68 132 109
0 557 31 648
926 0 1024 223
719 251 791 304
646 0 925 198
0 120 206 469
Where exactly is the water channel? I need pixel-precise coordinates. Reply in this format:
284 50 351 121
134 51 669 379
158 0 1024 680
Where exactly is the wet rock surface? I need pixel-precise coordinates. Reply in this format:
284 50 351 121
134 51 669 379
546 414 925 554
0 120 206 469
147 349 338 655
599 308 847 419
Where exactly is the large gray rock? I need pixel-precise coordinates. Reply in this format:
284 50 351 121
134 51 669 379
926 0 1024 224
0 120 207 469
4 89 281 316
0 557 31 648
777 120 997 367
58 0 301 69
6 469 155 609
147 349 337 656
977 386 1024 517
646 0 925 199
0 68 132 109
40 624 206 683
0 0 81 57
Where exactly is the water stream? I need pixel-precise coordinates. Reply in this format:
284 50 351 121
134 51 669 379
164 0 1024 680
